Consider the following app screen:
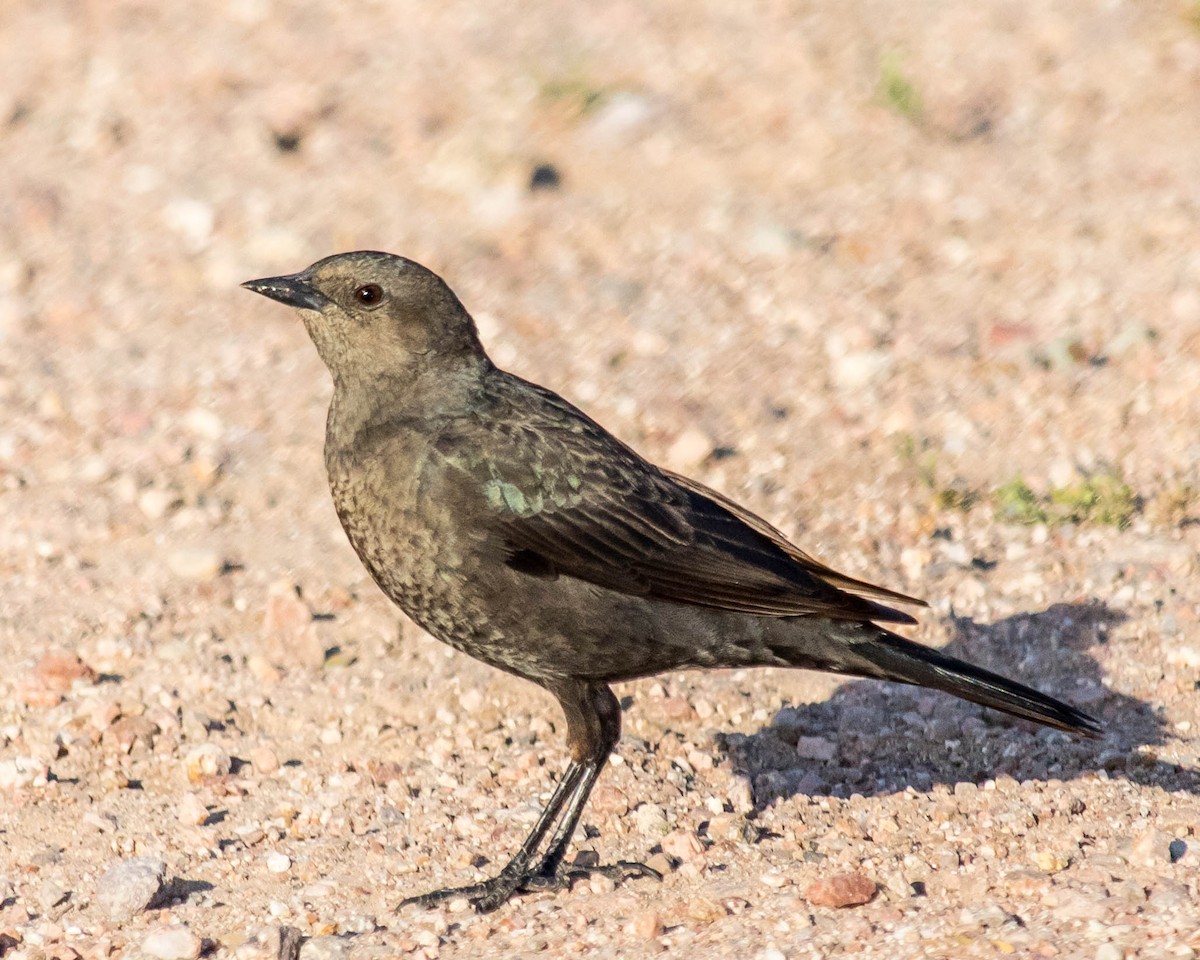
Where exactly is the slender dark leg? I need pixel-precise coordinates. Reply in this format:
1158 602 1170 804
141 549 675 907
396 759 589 911
527 687 661 888
398 680 659 913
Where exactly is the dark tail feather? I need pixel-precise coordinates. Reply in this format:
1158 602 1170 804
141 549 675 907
846 630 1102 738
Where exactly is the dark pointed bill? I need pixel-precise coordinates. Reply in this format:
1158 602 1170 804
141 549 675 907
241 273 330 311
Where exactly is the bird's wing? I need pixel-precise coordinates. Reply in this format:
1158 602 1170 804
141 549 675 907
437 380 925 625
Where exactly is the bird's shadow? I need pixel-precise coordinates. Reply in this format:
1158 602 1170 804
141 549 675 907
715 601 1196 807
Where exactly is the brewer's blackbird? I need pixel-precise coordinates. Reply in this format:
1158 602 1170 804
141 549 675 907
243 251 1101 913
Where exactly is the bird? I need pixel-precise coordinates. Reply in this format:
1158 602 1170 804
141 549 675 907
242 251 1101 913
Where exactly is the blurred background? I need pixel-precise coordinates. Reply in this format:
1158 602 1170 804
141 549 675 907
2 0 1199 954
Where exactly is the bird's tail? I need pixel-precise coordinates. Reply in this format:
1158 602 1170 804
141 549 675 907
798 626 1102 737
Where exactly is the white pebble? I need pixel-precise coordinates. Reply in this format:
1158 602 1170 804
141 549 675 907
184 743 231 782
95 858 165 920
266 852 291 874
167 546 223 582
142 925 202 960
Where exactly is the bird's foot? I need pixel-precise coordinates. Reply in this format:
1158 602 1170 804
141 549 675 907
397 867 529 914
398 858 661 914
523 857 662 893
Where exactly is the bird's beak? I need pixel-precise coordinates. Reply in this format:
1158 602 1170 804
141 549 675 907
241 273 330 311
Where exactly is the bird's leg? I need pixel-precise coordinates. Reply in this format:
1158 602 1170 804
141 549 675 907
397 758 590 912
398 681 658 913
526 683 661 891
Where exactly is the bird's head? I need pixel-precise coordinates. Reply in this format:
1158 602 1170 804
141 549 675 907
242 251 484 386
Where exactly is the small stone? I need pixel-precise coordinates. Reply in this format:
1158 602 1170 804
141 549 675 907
266 853 291 874
1033 851 1070 873
259 82 320 149
142 925 202 960
660 696 696 721
794 736 836 762
104 715 159 754
633 803 669 837
247 655 282 685
644 852 674 876
661 829 704 862
176 794 208 826
34 651 96 692
804 871 877 908
1004 869 1051 897
0 757 49 790
183 407 224 441
184 743 231 782
630 910 662 939
249 746 280 775
302 882 335 900
590 784 629 816
667 428 714 468
167 546 223 581
163 197 214 252
727 777 754 815
299 935 350 960
15 677 63 708
1095 945 1124 960
138 489 180 520
36 880 69 912
686 897 725 924
1130 828 1171 864
95 858 166 920
588 871 616 895
262 580 325 670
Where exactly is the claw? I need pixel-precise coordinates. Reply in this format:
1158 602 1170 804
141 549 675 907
524 859 662 892
397 858 661 914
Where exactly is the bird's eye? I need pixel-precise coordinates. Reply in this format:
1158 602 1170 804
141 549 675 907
354 284 384 306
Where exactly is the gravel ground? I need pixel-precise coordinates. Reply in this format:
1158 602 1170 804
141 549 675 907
3 2 1200 958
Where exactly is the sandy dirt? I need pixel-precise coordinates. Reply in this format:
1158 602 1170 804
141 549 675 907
2 1 1200 958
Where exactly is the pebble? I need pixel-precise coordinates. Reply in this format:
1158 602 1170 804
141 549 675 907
1095 945 1124 960
266 852 291 874
94 857 165 920
167 546 223 581
804 871 877 908
590 784 629 816
299 936 349 960
794 736 836 762
588 872 616 895
630 910 662 939
162 197 214 251
182 407 223 441
36 880 69 912
142 925 203 960
0 756 49 790
633 803 669 836
138 488 180 520
644 852 674 877
686 897 725 924
1034 851 1070 874
250 746 280 775
666 428 714 468
33 651 96 692
661 829 704 862
177 794 208 826
262 580 326 669
184 743 232 782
